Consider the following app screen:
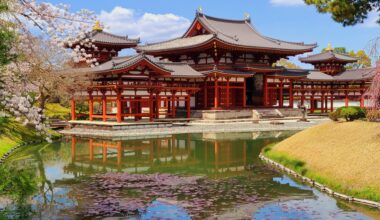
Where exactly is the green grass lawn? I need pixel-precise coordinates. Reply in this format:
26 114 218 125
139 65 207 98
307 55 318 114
0 117 60 157
45 103 71 120
263 121 380 202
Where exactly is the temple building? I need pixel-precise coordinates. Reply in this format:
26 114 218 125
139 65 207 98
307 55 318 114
68 10 378 122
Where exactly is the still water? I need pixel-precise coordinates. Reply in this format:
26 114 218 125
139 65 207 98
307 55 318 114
2 131 380 219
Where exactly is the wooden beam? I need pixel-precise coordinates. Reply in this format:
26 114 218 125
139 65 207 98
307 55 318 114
88 92 93 121
263 75 268 107
71 96 76 121
116 90 122 123
289 80 294 108
187 94 191 119
214 76 219 108
279 79 283 108
226 77 230 108
102 92 107 122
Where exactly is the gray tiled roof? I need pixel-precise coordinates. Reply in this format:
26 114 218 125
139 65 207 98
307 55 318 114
138 13 317 53
299 51 357 63
158 62 205 77
87 30 140 46
66 54 204 78
275 67 376 81
333 68 377 81
137 34 214 52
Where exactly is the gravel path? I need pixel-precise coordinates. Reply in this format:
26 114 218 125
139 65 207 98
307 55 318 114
60 118 329 139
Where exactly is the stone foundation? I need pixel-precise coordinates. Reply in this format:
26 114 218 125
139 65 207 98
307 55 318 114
200 109 254 120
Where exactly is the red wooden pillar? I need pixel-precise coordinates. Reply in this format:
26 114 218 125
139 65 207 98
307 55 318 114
186 94 191 119
171 91 176 118
156 92 161 119
321 93 325 113
149 91 154 122
360 92 365 108
301 92 305 106
345 92 349 107
279 79 284 108
102 92 107 122
116 90 122 123
263 75 268 107
243 78 247 108
203 79 208 109
71 96 76 121
214 76 219 109
226 77 230 108
330 92 334 112
310 93 315 113
289 80 294 108
88 92 93 121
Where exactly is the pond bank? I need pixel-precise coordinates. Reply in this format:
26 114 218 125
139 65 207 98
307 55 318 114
263 121 380 203
0 117 60 160
60 118 328 139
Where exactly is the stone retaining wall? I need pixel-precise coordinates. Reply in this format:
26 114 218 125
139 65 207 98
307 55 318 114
0 140 44 164
259 154 380 209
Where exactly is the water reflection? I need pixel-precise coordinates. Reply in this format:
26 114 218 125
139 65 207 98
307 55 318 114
2 131 379 219
66 132 285 178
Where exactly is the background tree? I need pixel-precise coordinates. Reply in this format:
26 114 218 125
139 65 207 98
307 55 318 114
322 46 347 54
0 0 97 133
320 46 372 68
274 58 300 69
304 0 380 26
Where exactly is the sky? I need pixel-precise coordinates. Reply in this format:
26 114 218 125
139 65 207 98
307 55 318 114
40 0 379 67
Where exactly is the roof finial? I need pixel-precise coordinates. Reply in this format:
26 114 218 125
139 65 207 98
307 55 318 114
244 12 251 22
93 21 103 31
326 43 333 52
197 6 203 14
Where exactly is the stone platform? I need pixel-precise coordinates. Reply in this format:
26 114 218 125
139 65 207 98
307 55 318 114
69 120 172 131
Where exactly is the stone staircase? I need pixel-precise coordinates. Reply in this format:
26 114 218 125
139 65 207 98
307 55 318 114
254 109 284 119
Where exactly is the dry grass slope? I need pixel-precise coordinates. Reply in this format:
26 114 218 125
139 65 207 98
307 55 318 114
269 121 380 201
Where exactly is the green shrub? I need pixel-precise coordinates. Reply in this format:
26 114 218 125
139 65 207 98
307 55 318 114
337 106 366 121
329 107 366 122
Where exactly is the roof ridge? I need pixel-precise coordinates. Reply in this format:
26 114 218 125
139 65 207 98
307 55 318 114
141 34 213 47
200 13 247 24
98 31 140 42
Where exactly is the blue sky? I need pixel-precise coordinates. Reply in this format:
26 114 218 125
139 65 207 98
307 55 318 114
41 0 379 67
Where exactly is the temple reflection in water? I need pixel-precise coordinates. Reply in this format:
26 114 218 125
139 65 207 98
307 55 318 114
66 132 293 178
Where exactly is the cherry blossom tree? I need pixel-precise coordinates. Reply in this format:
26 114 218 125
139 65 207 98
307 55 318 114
0 0 97 137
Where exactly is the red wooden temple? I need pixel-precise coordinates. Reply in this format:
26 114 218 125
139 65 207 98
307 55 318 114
68 10 378 122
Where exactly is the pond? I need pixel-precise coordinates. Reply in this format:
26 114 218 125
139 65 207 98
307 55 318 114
2 131 380 219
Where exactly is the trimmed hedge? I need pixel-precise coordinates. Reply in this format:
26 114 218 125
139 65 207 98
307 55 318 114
329 106 366 122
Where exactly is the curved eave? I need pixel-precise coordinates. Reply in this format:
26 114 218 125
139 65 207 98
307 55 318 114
112 58 172 76
139 37 316 56
299 57 357 64
136 35 216 54
93 41 139 47
301 77 373 82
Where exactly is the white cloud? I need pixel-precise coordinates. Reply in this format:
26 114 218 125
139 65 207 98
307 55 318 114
99 6 191 43
270 0 305 6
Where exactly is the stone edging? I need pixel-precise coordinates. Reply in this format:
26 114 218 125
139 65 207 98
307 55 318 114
259 154 380 209
0 140 44 164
